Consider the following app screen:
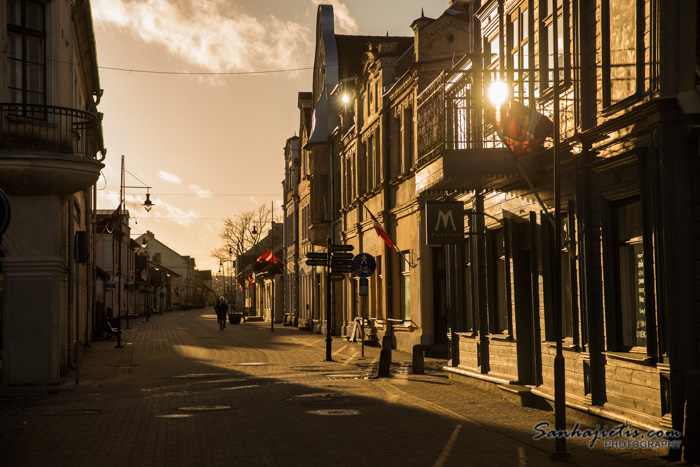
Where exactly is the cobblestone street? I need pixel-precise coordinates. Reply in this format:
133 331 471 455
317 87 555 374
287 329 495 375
0 309 683 466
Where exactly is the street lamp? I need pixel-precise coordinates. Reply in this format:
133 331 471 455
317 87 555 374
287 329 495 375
487 38 566 457
115 155 154 349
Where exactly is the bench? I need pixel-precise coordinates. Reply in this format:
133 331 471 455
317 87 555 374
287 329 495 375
105 319 121 339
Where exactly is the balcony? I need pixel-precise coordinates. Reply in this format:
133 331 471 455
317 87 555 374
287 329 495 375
415 69 528 194
0 103 105 195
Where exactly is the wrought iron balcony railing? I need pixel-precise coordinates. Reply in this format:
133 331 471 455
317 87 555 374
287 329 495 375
416 69 501 168
0 103 105 160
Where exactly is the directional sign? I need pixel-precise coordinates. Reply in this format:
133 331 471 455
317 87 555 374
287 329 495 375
331 252 354 260
306 259 327 266
352 253 376 278
331 244 354 252
331 267 353 273
306 252 328 260
331 259 353 267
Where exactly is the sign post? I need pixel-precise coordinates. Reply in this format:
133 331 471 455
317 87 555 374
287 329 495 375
321 241 355 361
353 253 375 357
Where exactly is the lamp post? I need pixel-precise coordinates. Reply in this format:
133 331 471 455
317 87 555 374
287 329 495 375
550 1 567 456
487 10 566 453
251 202 277 332
115 155 154 349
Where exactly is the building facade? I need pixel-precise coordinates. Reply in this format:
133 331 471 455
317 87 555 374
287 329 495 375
281 1 700 457
0 0 105 385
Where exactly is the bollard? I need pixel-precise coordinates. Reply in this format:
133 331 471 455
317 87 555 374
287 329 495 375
377 334 392 377
412 345 425 375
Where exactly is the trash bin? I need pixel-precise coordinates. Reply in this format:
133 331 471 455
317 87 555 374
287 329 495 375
228 313 242 325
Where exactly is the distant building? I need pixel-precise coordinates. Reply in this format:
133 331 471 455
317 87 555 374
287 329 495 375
135 231 198 310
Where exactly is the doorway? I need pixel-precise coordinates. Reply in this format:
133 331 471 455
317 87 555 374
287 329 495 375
432 247 448 345
512 221 538 385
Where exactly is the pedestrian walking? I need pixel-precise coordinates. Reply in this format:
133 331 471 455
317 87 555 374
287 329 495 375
214 296 228 330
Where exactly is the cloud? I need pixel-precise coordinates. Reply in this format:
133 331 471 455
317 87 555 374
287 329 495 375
92 0 313 72
310 0 358 34
158 170 182 184
145 196 200 227
187 184 214 198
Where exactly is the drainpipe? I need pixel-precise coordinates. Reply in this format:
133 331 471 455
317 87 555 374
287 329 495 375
68 197 76 372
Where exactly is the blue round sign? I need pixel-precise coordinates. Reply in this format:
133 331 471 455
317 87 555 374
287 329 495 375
352 253 376 278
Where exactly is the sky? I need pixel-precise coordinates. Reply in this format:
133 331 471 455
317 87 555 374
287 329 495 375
92 0 451 273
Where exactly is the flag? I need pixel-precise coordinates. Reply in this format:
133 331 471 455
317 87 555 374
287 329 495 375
366 207 400 253
494 99 553 159
256 249 273 263
97 202 122 233
236 278 244 291
247 274 254 285
257 248 284 269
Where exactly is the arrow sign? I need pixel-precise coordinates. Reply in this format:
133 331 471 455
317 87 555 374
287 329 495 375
306 259 327 266
306 252 328 260
331 267 353 273
331 244 354 252
331 252 354 260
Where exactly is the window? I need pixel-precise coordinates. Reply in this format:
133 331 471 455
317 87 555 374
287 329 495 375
561 209 579 342
403 107 413 172
464 237 474 332
508 4 530 100
7 0 47 107
613 199 646 349
400 252 411 321
603 0 639 106
366 136 373 191
370 255 383 319
489 228 509 333
541 0 569 89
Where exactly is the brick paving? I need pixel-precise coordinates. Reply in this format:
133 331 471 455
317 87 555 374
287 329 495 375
0 309 689 466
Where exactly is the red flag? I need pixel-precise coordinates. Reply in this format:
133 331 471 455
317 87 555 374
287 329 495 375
257 248 283 268
256 249 272 263
236 278 244 291
494 99 553 158
366 207 400 252
247 274 254 285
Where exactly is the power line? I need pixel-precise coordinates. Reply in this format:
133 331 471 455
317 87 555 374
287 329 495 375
6 51 314 76
97 191 279 196
100 65 313 75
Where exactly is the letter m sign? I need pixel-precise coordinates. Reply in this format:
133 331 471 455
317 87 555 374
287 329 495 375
425 201 464 245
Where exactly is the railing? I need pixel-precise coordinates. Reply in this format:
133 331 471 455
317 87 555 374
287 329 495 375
0 103 105 160
416 69 500 168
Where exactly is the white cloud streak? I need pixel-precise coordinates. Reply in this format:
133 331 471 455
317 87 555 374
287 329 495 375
92 0 313 72
158 170 182 184
187 184 214 198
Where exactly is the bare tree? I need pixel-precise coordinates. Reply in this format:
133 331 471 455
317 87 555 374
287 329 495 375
211 204 277 264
